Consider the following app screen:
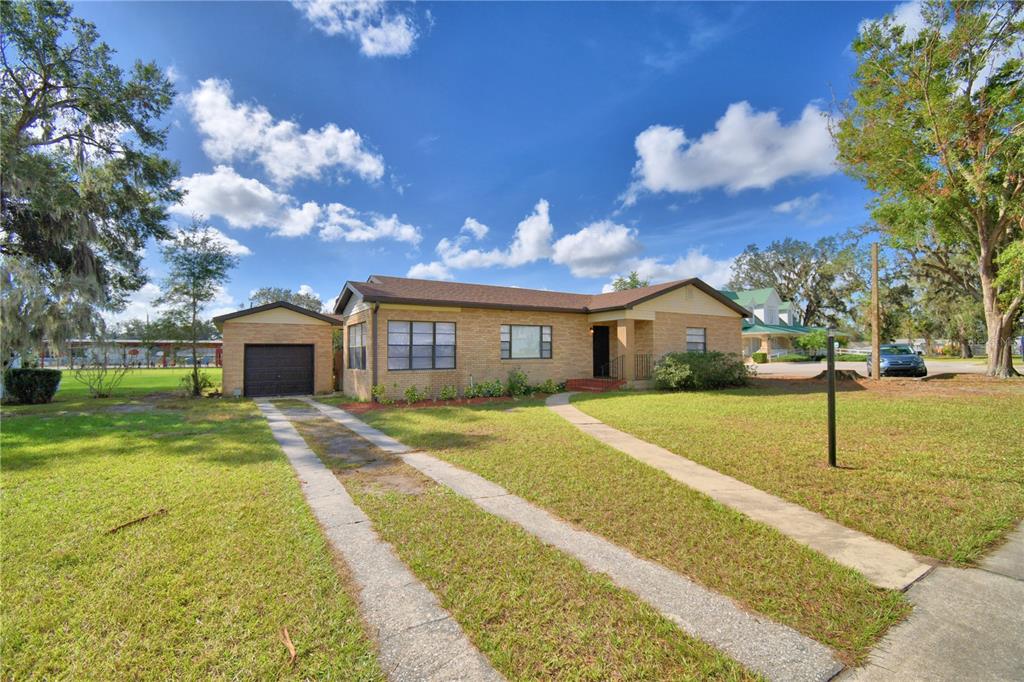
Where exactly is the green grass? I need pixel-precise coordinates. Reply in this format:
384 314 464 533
52 367 222 399
289 413 756 681
1 396 381 680
315 392 367 406
361 402 907 664
572 378 1024 564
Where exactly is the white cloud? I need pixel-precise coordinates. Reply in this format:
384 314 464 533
186 78 384 187
172 165 319 237
319 203 421 245
196 226 253 256
460 217 489 240
430 200 553 270
551 220 643 277
602 249 735 292
292 0 418 57
771 192 831 224
298 284 320 299
623 101 835 205
164 65 182 84
406 261 453 280
173 166 421 244
105 279 240 325
859 1 927 39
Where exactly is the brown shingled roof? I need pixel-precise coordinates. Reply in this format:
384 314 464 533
335 275 748 316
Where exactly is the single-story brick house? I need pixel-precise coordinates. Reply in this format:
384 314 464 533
213 275 749 400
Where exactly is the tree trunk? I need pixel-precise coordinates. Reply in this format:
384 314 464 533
979 244 1019 377
191 306 200 397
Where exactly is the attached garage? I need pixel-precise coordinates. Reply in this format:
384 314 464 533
213 302 342 397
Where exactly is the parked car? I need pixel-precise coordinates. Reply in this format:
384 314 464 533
865 343 928 377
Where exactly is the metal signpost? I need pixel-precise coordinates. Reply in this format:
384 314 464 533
826 329 837 468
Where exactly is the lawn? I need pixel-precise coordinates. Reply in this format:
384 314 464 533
571 377 1024 565
286 406 755 680
1 394 381 679
53 367 222 399
361 402 908 664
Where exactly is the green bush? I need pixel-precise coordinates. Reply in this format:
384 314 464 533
653 352 750 391
534 378 561 394
463 382 481 399
506 369 531 397
482 379 505 397
371 383 394 405
3 368 62 404
439 385 458 401
835 353 866 362
179 371 214 396
751 352 768 364
404 385 428 404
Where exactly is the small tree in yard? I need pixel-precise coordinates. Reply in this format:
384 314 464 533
73 335 130 398
157 218 238 396
835 0 1023 376
795 329 829 358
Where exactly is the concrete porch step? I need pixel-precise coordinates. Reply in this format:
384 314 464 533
565 378 627 392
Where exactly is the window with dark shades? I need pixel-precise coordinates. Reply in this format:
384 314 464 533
387 321 456 370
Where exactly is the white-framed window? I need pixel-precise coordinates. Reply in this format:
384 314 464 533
686 327 706 352
387 321 456 370
347 323 366 369
500 324 552 359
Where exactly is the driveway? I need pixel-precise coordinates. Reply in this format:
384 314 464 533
752 359 989 378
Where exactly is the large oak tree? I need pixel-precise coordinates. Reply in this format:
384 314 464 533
835 0 1023 376
1 0 180 362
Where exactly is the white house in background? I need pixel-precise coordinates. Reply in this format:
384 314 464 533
720 287 830 360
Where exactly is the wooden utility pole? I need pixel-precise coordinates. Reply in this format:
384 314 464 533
871 242 881 380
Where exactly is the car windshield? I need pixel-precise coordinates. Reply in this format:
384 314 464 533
881 345 915 355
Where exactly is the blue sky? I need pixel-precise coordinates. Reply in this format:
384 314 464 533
75 1 911 319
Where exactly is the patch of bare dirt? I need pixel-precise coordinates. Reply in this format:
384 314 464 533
285 407 429 495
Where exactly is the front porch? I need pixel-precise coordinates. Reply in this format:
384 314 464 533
569 319 655 391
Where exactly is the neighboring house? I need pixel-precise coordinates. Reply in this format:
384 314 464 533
214 275 749 399
720 287 828 359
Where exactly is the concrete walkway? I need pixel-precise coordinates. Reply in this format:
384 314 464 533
545 393 932 591
303 398 844 682
842 524 1024 681
255 401 502 682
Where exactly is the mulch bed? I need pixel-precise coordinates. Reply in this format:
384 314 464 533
337 395 524 414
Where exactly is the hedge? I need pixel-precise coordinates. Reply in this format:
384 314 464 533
653 352 751 391
3 368 62 404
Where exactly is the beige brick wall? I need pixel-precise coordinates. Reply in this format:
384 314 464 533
363 307 592 401
221 320 335 396
652 312 742 359
341 308 372 398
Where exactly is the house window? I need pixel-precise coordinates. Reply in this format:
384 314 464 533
501 324 552 359
686 328 706 352
387 321 456 370
347 323 366 369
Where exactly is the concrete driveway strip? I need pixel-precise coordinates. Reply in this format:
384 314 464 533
255 401 502 682
546 393 931 591
841 525 1024 681
304 398 844 682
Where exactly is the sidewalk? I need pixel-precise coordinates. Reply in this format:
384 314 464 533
842 525 1024 681
546 392 932 590
303 397 844 682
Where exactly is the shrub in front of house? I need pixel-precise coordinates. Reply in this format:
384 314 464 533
404 385 428 404
653 352 750 391
534 378 561 394
439 385 458 401
371 383 394 405
751 351 768 363
3 368 62 404
506 369 531 397
775 353 812 362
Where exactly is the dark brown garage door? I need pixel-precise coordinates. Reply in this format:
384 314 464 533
243 344 314 397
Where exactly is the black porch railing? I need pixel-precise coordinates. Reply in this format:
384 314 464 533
598 354 625 379
634 353 653 380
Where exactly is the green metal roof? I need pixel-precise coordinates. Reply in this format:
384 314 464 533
719 288 777 307
741 321 847 337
